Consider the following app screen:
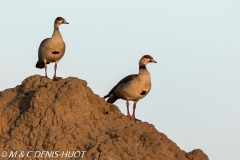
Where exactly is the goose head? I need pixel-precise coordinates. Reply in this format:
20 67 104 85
54 17 69 29
139 55 157 67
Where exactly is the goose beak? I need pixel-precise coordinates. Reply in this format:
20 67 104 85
150 59 157 63
63 21 69 24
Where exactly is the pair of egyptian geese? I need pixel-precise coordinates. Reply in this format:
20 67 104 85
36 17 157 121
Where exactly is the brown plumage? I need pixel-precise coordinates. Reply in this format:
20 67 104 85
36 17 69 81
104 55 157 121
104 74 137 103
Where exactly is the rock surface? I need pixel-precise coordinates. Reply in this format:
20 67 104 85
0 75 209 160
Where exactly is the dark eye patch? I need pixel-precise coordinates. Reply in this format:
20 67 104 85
56 17 63 21
143 55 152 59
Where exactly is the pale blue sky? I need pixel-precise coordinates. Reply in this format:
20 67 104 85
1 1 240 160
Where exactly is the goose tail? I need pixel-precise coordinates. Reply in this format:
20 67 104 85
35 60 45 69
106 94 118 104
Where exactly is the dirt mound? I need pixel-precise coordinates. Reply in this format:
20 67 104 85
0 75 208 160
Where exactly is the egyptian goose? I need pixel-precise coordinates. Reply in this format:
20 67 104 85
35 17 69 81
104 55 157 121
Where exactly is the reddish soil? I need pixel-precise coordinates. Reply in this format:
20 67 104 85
0 75 208 160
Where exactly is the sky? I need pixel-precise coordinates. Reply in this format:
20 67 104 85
0 1 240 160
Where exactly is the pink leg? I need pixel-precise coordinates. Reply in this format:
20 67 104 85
41 63 49 79
126 100 133 120
52 63 63 81
132 101 137 121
